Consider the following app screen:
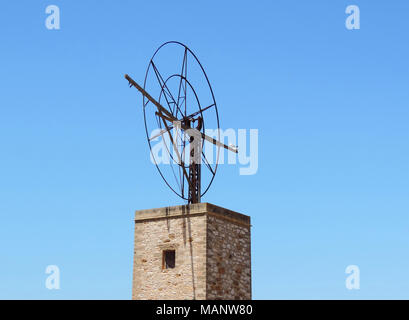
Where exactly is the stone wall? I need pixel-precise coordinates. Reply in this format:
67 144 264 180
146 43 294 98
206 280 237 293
132 203 251 300
206 213 252 299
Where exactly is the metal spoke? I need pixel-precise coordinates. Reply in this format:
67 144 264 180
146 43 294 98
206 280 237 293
202 151 215 175
177 48 188 118
151 61 184 117
159 113 194 191
151 61 174 114
149 126 174 141
185 103 215 119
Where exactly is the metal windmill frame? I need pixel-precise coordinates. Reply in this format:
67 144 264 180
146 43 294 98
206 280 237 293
125 41 237 204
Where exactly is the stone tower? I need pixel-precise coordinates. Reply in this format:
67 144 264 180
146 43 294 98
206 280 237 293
132 202 251 300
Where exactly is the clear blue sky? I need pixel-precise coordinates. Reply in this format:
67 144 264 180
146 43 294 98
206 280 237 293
0 0 408 299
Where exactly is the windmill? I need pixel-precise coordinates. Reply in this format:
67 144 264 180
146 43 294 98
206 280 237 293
125 41 237 204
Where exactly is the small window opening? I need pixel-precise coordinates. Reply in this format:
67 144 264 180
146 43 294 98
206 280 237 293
163 250 175 269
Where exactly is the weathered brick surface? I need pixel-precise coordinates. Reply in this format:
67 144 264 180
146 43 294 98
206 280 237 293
132 203 251 300
206 214 251 299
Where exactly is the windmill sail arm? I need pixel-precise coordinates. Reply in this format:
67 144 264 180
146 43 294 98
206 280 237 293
125 74 176 121
155 110 238 154
201 133 238 153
